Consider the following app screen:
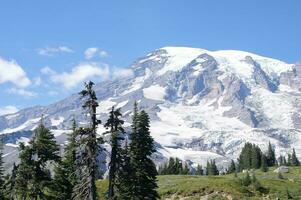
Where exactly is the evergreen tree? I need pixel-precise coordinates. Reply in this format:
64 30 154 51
238 143 252 170
287 154 292 166
228 160 236 174
261 154 268 172
115 140 133 199
241 172 251 186
206 161 210 176
129 109 159 199
291 148 300 166
266 142 276 166
182 163 190 175
104 106 125 199
50 120 78 200
14 120 59 200
195 165 203 175
167 158 176 174
73 81 103 200
238 143 263 171
251 145 262 169
3 163 18 200
208 160 218 175
174 158 182 175
30 121 60 200
157 157 184 175
15 142 35 199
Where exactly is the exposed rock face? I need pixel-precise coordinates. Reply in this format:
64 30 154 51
280 63 301 91
0 47 300 169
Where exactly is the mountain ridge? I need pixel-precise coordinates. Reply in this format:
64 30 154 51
1 46 301 169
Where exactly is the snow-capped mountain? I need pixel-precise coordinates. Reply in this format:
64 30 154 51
1 47 301 169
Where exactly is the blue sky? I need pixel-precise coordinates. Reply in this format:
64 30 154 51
0 0 300 114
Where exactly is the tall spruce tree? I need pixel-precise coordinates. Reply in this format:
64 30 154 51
206 161 210 176
29 121 60 199
195 165 203 175
130 108 159 199
104 106 125 199
30 121 60 199
287 154 292 166
238 143 262 171
115 139 133 199
209 160 219 175
261 154 268 172
3 163 18 200
267 142 276 167
228 160 236 174
14 120 59 200
291 148 300 166
15 142 34 199
74 81 103 200
251 145 262 169
50 120 78 200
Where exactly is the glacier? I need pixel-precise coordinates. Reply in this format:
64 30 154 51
0 46 300 170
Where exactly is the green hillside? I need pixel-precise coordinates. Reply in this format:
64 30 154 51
97 166 301 199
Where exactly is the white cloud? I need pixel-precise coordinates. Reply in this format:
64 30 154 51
112 68 134 79
33 77 42 86
99 50 109 58
40 66 56 75
0 57 31 88
0 106 19 116
84 47 99 59
84 47 108 59
6 88 38 98
51 63 110 89
38 46 74 56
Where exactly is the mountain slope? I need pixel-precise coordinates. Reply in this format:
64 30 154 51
1 47 301 168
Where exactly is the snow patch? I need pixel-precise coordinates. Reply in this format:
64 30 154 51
51 116 64 126
143 85 166 101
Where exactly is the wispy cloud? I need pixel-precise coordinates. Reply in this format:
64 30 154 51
50 63 110 89
112 68 134 79
0 105 19 116
37 46 74 56
6 88 38 98
84 47 108 59
0 57 31 88
40 66 56 75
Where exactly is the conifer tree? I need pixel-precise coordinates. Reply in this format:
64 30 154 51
50 120 78 200
291 148 300 166
31 121 60 199
287 154 292 166
130 108 159 199
209 160 218 175
74 81 103 200
15 143 34 199
115 140 133 199
14 120 59 200
228 160 236 173
174 158 182 174
261 154 268 172
206 161 210 176
251 145 262 169
267 142 276 166
182 163 190 175
3 163 18 200
195 165 203 175
104 106 125 199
